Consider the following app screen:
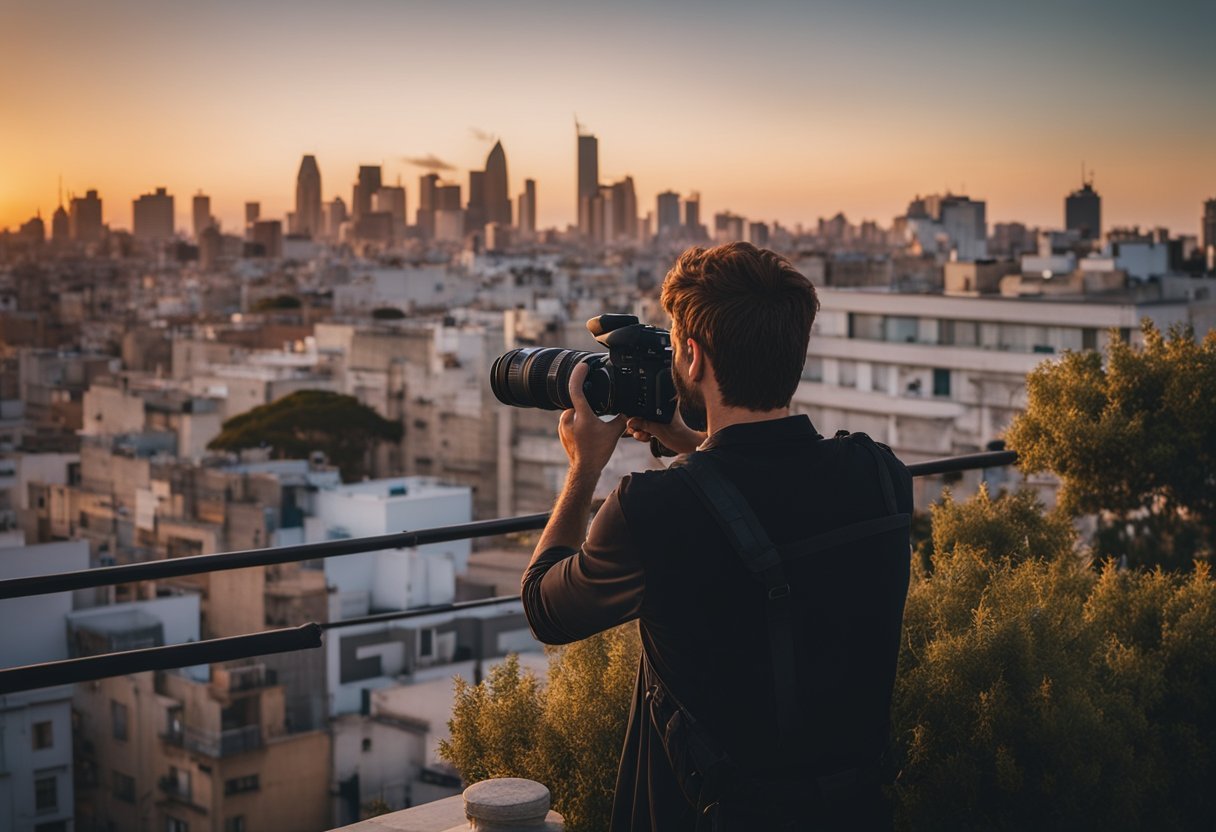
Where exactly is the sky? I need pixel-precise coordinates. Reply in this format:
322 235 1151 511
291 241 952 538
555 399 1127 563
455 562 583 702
2 0 1214 235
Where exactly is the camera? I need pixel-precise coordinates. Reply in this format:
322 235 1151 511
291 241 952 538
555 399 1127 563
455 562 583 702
490 314 676 423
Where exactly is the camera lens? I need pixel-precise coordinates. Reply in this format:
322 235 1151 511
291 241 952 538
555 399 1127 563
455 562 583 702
490 348 599 411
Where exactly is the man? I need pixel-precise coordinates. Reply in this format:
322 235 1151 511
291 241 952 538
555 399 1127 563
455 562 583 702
521 242 912 830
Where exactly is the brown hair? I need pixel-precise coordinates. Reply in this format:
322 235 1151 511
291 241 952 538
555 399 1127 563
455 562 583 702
661 242 818 411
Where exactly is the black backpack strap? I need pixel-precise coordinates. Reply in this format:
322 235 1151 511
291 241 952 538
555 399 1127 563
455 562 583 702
673 452 801 744
843 433 900 515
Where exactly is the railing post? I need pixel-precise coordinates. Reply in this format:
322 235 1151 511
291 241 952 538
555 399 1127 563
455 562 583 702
460 778 563 831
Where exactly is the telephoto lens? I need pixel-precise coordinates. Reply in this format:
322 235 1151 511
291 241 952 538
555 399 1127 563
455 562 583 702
489 348 612 412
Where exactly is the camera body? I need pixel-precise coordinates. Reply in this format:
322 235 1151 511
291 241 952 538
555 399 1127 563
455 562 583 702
585 314 677 423
489 313 677 424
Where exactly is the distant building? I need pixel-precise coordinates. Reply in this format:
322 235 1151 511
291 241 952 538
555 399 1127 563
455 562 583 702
244 201 260 237
483 141 512 227
656 191 681 236
295 155 323 239
372 185 407 240
516 178 537 235
250 219 283 258
901 193 987 262
748 221 770 248
51 204 70 244
132 187 174 243
1065 176 1101 242
610 177 638 242
323 197 347 241
1203 198 1216 271
352 165 382 219
577 130 599 234
191 192 212 240
684 194 702 239
417 174 439 238
69 189 104 243
713 212 745 243
466 170 487 234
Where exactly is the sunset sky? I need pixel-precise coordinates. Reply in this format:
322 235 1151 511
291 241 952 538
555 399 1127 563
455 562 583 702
3 0 1214 235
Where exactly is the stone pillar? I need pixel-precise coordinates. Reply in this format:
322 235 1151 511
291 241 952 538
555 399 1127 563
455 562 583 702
454 778 563 832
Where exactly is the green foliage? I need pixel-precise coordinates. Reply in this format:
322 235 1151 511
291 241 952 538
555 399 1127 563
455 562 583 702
444 489 1216 831
1006 320 1216 568
252 293 302 311
440 627 640 832
929 485 1076 567
206 389 402 481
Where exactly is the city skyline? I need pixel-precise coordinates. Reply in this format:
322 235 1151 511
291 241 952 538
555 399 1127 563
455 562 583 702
3 0 1215 234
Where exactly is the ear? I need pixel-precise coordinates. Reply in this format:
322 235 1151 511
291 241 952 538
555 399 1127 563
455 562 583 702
686 338 706 382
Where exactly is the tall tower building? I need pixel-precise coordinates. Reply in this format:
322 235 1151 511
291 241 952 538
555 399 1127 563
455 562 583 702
684 193 702 239
51 205 70 244
1203 198 1216 272
577 128 599 234
244 201 261 232
352 166 382 219
324 197 347 241
610 177 638 241
483 141 512 227
656 191 681 235
132 187 174 243
417 174 439 238
372 185 407 239
70 189 103 243
1065 170 1101 241
517 179 537 234
295 155 323 238
192 192 212 239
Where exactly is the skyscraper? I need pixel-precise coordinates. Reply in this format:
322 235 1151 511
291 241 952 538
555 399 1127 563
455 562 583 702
656 191 681 235
324 197 347 241
466 170 487 233
295 155 323 239
244 201 261 232
417 174 439 238
1065 172 1101 241
352 166 382 219
132 187 174 243
684 193 702 239
610 177 638 241
372 185 407 240
51 204 70 244
192 192 212 239
483 141 512 227
577 129 599 234
70 189 103 243
517 179 537 234
1203 198 1216 272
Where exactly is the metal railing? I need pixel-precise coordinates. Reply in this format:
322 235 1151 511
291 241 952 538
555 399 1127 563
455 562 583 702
0 449 1016 695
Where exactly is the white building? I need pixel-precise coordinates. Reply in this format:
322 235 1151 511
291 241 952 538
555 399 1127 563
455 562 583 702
794 286 1214 507
0 539 89 832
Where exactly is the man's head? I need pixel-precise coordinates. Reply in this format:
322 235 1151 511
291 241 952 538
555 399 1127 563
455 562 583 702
661 242 819 413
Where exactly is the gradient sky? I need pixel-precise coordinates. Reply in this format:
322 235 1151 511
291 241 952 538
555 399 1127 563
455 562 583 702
3 0 1214 235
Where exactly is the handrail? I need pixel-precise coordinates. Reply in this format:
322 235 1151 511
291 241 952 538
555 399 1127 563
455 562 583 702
0 450 1016 602
0 449 1016 694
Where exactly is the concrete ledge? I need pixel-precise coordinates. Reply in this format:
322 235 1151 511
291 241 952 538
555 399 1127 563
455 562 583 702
330 795 468 832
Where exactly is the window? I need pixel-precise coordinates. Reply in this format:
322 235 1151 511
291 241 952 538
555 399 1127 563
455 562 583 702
871 364 891 394
224 774 259 796
848 313 883 340
362 737 372 752
883 316 919 343
1082 328 1098 351
111 700 129 741
419 628 433 658
33 721 53 750
933 369 952 398
225 818 246 832
35 775 57 812
112 771 136 803
166 816 189 832
801 356 823 382
837 360 857 389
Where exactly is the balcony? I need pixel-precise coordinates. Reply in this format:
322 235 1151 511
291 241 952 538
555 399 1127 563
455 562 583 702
161 724 262 758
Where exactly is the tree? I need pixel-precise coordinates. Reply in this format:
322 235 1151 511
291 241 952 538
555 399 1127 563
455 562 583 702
206 390 402 481
1005 321 1216 569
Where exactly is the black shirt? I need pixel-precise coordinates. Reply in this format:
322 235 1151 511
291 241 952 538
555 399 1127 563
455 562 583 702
522 415 913 831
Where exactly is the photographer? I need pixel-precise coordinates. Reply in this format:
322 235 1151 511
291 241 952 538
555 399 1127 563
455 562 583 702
521 242 912 831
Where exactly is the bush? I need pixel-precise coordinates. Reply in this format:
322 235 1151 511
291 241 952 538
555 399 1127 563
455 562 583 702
445 490 1216 830
440 626 639 832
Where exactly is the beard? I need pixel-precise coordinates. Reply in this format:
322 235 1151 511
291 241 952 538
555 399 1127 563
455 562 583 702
672 365 708 432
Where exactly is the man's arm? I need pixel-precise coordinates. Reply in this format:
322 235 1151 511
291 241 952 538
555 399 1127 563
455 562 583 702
521 362 642 644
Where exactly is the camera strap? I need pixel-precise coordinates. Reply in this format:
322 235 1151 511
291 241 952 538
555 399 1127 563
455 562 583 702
671 452 801 745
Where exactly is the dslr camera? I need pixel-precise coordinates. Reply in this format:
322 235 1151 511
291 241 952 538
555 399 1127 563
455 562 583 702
490 314 676 423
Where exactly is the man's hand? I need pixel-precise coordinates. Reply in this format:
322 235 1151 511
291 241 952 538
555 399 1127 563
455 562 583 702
559 362 627 477
625 408 706 456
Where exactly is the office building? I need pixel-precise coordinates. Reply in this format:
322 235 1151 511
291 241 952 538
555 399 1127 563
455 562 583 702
657 191 681 235
352 165 382 219
372 185 407 239
748 221 770 248
417 174 439 238
295 155 323 239
324 197 348 241
466 170 487 234
251 220 283 258
483 141 512 227
69 189 103 243
192 192 212 240
610 177 638 242
1065 175 1102 242
132 187 174 243
516 178 537 235
50 204 70 244
1203 198 1216 271
577 130 599 234
684 194 702 239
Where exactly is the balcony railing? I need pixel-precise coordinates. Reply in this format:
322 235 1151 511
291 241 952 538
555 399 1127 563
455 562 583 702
161 723 263 758
0 449 1017 694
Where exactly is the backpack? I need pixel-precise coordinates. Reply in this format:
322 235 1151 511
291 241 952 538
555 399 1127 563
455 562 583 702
644 431 909 831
